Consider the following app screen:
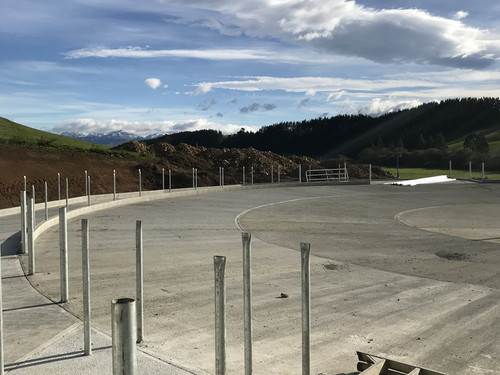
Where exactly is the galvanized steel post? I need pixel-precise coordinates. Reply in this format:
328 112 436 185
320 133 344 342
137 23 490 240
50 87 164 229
271 165 274 183
299 164 302 183
85 170 88 196
31 185 36 227
112 298 137 375
482 162 485 182
195 168 198 190
469 161 472 180
82 219 92 356
168 169 172 192
23 176 27 192
251 166 254 186
214 256 226 375
301 242 311 375
20 191 27 254
27 198 35 275
65 178 69 211
136 221 144 343
243 166 245 185
449 160 452 178
192 168 195 189
59 207 68 303
57 173 61 200
278 165 280 183
44 181 48 221
138 169 142 197
113 170 117 201
369 164 372 185
242 233 252 375
222 168 224 188
162 168 165 192
219 167 222 187
87 176 91 206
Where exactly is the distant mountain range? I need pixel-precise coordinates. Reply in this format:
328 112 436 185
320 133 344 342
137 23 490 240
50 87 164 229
59 130 163 146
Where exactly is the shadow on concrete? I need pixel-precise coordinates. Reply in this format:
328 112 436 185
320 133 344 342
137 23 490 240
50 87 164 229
1 231 21 256
5 346 111 371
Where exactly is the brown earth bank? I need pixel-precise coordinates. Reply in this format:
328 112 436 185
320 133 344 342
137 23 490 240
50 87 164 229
0 143 392 209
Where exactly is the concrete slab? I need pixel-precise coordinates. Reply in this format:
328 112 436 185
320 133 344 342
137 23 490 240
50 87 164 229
23 182 500 375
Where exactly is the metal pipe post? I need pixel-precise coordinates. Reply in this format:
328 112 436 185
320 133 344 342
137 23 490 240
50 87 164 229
82 219 92 355
222 168 224 188
278 165 280 183
57 173 61 200
85 170 88 197
27 198 35 275
168 170 172 192
65 178 69 211
195 168 198 190
251 166 254 186
44 181 48 220
214 256 227 375
113 170 116 201
369 164 372 184
31 185 36 226
243 166 245 185
138 169 142 197
23 176 26 192
469 161 472 180
59 207 69 303
242 233 252 375
449 160 452 178
162 168 165 192
219 167 222 187
482 162 485 182
301 242 311 375
136 221 144 343
112 298 137 375
271 165 274 183
299 164 302 183
20 191 27 254
87 176 91 206
192 168 195 189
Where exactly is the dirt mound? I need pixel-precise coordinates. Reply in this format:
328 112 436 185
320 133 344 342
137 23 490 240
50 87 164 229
0 143 391 209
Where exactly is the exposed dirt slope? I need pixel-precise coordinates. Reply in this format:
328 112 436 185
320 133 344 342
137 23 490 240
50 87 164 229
0 143 392 208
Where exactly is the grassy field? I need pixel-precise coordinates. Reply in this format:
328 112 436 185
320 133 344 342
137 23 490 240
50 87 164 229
383 167 500 180
0 116 109 151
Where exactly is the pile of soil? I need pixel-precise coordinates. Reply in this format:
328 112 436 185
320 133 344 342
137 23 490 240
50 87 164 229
0 143 392 209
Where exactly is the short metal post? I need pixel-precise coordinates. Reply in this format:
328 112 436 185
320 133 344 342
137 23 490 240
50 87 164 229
113 170 116 201
57 173 61 200
271 165 274 183
242 233 252 375
195 168 198 190
482 162 485 182
162 168 165 192
27 198 35 275
168 170 172 192
449 160 452 178
219 167 222 187
112 298 137 375
138 169 142 197
65 178 69 211
299 164 302 183
20 191 27 254
396 156 400 179
31 185 36 227
87 176 91 206
251 167 254 186
192 168 195 189
369 164 372 184
44 181 48 221
301 242 311 375
59 207 68 303
278 165 281 183
82 219 92 356
23 176 27 192
85 170 88 197
214 256 226 375
0 246 4 375
222 168 224 188
243 166 246 185
469 161 472 180
136 221 143 343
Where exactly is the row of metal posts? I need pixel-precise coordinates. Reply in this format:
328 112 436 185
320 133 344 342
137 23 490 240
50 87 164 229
449 160 486 181
215 234 312 375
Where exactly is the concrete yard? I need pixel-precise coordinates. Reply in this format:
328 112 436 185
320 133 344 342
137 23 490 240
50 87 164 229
6 182 500 374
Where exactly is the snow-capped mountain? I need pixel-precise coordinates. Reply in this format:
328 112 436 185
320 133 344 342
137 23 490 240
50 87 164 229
60 130 162 146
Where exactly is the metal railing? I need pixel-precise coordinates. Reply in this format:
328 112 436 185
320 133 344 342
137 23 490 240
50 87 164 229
305 168 349 183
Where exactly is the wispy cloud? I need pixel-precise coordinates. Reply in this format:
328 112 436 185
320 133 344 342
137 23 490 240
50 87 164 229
240 102 276 113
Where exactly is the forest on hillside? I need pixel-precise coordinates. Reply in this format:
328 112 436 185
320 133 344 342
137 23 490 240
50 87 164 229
147 98 500 170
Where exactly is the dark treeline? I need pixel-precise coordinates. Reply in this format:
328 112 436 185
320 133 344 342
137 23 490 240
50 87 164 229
146 98 500 161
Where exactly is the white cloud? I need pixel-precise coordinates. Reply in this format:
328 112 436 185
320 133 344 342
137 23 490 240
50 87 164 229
454 11 469 20
145 78 162 90
352 98 423 116
53 118 247 136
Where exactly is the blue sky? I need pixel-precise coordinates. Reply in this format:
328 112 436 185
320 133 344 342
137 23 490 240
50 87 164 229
1 0 500 136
